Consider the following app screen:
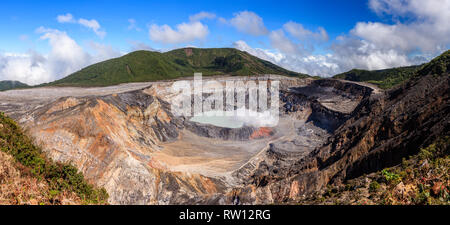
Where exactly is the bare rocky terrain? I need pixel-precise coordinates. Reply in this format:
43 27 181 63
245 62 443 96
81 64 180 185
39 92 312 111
0 75 376 204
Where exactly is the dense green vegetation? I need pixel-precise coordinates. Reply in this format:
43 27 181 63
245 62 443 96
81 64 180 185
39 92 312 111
416 50 450 76
0 112 108 204
44 48 308 87
333 65 420 89
378 137 450 205
0 80 29 91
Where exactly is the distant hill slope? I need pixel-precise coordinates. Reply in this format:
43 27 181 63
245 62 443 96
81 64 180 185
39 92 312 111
333 49 449 89
46 48 308 87
333 65 420 89
0 80 29 91
416 50 450 76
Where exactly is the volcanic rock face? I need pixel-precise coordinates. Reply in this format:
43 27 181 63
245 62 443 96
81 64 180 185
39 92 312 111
237 73 449 204
0 76 378 204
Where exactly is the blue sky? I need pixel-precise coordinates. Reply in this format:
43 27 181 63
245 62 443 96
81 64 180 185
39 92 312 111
0 0 449 85
0 0 377 52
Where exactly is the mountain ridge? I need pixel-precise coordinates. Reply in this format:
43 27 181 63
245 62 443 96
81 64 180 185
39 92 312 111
43 48 308 87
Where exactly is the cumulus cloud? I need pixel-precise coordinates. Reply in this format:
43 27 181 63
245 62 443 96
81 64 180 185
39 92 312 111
352 0 450 53
189 12 216 21
283 21 329 42
37 27 91 78
57 13 106 38
340 0 450 73
234 36 423 77
0 52 49 85
229 11 268 36
149 21 209 44
234 34 429 77
329 36 416 71
0 28 121 85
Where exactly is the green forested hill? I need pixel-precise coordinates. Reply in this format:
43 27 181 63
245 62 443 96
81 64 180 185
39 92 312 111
46 48 308 87
333 65 420 89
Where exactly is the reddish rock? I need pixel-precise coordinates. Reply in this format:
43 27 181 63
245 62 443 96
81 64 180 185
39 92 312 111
250 127 274 139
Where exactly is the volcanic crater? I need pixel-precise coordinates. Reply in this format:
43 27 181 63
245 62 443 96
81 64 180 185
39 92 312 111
0 75 376 204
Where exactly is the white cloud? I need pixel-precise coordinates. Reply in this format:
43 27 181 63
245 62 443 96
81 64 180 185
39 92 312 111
234 40 339 76
233 36 425 77
38 27 90 77
149 21 209 44
329 36 415 72
128 19 141 31
189 12 216 21
57 13 75 23
0 52 49 85
0 28 121 85
234 37 423 77
335 0 450 74
229 11 268 36
88 42 122 63
57 13 106 38
78 18 106 38
218 17 228 24
353 0 450 53
369 0 450 22
269 30 301 55
233 40 285 63
283 21 329 41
